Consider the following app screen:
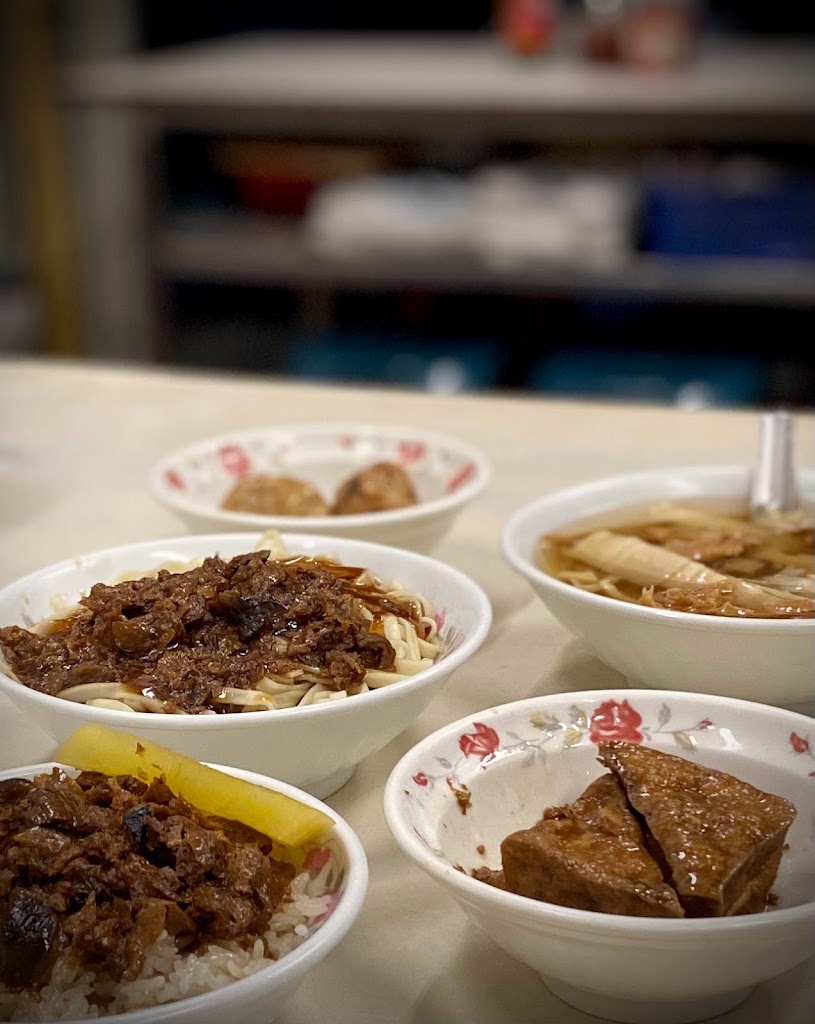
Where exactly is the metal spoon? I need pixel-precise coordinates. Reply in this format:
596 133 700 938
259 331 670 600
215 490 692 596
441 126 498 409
749 409 799 519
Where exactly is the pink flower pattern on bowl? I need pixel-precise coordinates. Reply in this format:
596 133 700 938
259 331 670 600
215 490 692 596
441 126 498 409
399 694 815 859
409 697 720 795
160 429 480 506
219 443 252 477
790 731 815 776
435 608 464 660
297 835 347 934
446 461 476 493
588 698 643 743
397 441 426 465
459 722 500 760
164 468 187 491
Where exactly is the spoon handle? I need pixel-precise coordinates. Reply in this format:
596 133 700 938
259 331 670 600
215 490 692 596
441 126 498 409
749 410 798 516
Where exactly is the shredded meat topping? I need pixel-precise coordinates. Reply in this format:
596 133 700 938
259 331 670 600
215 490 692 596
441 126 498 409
0 551 399 712
0 769 295 989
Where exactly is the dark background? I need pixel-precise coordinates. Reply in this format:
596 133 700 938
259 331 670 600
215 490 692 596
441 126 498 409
139 2 815 44
4 0 802 408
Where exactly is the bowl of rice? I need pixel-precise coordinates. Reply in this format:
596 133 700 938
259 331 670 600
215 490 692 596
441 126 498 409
501 465 814 710
0 530 491 798
148 422 491 553
0 752 368 1023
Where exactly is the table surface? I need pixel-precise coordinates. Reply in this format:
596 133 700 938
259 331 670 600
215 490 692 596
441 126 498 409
1 357 813 1024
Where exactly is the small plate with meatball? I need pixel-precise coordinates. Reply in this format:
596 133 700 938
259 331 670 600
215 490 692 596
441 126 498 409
149 423 490 552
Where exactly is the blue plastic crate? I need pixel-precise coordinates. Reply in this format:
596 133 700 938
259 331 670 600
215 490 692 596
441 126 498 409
280 330 504 392
526 345 765 407
642 174 815 261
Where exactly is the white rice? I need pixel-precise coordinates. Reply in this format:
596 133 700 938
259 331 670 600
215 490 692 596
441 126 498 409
0 873 330 1021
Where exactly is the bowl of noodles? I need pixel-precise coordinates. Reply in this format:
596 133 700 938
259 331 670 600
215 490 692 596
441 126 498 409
0 735 368 1023
148 422 491 553
0 530 492 798
501 465 815 709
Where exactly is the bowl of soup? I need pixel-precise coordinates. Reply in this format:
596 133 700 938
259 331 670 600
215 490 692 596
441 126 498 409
501 465 814 709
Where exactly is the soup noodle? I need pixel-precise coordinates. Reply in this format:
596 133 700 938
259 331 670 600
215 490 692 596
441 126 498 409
537 501 814 619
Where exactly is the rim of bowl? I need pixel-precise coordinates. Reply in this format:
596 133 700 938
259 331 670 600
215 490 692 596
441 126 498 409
148 422 492 530
0 532 492 729
383 688 815 937
0 759 368 1024
501 463 815 634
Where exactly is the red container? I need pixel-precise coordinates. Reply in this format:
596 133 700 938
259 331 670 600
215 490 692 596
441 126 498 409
212 140 388 216
234 174 317 216
495 0 560 56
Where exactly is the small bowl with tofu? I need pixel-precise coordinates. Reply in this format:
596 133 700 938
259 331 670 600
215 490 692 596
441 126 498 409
149 422 491 552
0 725 368 1024
501 464 815 709
383 688 815 1024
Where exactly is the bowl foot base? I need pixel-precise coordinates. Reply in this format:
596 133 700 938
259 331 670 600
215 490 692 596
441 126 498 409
304 765 356 800
542 977 754 1024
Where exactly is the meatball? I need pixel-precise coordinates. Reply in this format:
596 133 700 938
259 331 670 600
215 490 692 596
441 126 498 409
221 475 330 516
332 461 418 515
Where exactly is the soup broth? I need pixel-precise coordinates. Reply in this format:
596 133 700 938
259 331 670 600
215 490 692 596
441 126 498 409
537 499 814 619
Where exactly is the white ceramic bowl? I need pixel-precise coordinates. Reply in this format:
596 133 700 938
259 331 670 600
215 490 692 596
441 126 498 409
0 758 367 1024
383 689 815 1024
0 532 491 798
149 422 491 552
501 464 815 709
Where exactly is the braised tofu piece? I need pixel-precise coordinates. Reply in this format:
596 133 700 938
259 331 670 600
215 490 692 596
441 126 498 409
726 846 784 916
500 774 684 918
598 741 796 918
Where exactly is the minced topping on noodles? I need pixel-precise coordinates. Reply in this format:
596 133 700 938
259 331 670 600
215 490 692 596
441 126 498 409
0 536 442 714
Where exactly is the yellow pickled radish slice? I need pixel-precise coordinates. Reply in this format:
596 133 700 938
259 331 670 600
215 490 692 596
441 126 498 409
54 724 333 847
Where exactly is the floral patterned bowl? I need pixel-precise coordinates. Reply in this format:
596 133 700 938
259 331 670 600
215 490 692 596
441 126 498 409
0 758 368 1024
383 689 815 1024
149 422 491 553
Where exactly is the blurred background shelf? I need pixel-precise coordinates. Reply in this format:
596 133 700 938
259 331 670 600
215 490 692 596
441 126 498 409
6 3 811 407
157 211 815 307
62 32 815 142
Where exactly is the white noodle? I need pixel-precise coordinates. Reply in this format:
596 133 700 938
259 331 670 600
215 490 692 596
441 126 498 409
58 684 170 714
393 657 434 675
299 683 348 706
255 679 313 708
361 669 410 688
211 688 282 710
86 698 134 712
